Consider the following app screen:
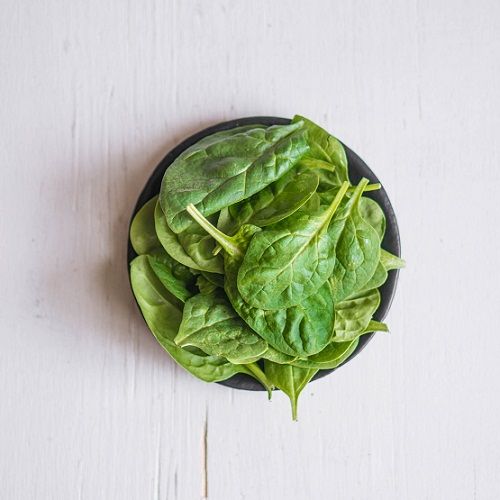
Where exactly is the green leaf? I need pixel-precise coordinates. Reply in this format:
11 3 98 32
155 200 223 273
130 255 272 392
160 122 310 233
225 170 319 232
333 289 381 342
328 179 381 302
380 248 406 271
175 291 268 364
147 253 195 303
186 204 336 357
237 181 349 310
130 196 162 255
291 339 359 369
364 320 389 333
359 197 386 239
264 361 318 421
292 114 348 186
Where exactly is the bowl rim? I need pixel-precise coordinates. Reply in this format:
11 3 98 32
127 116 401 391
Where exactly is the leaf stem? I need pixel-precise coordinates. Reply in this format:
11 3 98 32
245 363 274 399
323 181 350 226
186 204 242 258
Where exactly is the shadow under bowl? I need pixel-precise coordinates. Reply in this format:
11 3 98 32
127 116 401 391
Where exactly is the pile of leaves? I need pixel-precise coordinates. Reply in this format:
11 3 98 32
129 116 404 419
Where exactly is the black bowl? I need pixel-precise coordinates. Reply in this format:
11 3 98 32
127 117 401 391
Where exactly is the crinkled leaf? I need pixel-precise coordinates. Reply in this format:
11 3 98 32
175 291 268 364
237 182 349 310
160 122 309 233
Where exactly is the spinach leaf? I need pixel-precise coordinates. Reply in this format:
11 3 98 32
147 253 195 303
175 291 268 364
333 289 381 342
196 275 218 295
186 204 335 357
328 179 381 302
130 196 162 255
292 114 348 187
130 255 272 392
364 320 389 333
291 339 359 370
225 170 319 233
380 249 406 271
155 200 223 273
264 361 318 420
160 122 309 234
355 261 388 295
237 181 349 310
359 197 386 239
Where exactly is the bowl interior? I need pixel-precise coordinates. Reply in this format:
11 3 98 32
127 117 401 391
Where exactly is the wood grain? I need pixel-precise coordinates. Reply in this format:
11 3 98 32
1 1 499 498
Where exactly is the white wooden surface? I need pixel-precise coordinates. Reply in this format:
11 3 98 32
1 1 500 499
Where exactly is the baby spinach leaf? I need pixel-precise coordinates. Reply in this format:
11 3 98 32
359 197 386 239
364 320 389 333
292 114 348 187
130 255 272 391
175 291 268 364
147 253 195 303
328 179 381 302
264 361 318 421
200 271 225 288
186 204 335 357
225 170 319 232
160 122 309 233
290 338 359 370
380 249 406 271
130 196 162 255
237 181 349 310
355 261 388 295
333 289 381 342
155 200 223 273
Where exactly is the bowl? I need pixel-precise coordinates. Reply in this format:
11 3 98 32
127 117 401 390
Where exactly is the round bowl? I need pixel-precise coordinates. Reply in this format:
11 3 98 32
127 117 401 391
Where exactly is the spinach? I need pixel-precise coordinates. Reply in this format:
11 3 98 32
224 170 319 233
129 116 403 419
333 289 381 342
359 197 386 239
160 122 309 234
130 196 162 255
290 339 359 370
292 114 348 187
237 182 349 310
380 248 406 271
328 179 381 302
186 204 335 357
264 361 318 421
155 200 223 273
130 255 273 392
147 253 195 303
175 291 268 364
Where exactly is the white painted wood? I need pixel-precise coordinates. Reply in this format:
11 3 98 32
1 1 499 498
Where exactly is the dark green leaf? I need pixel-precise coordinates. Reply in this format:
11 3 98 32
264 361 318 420
175 291 268 364
160 122 309 233
237 182 349 310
